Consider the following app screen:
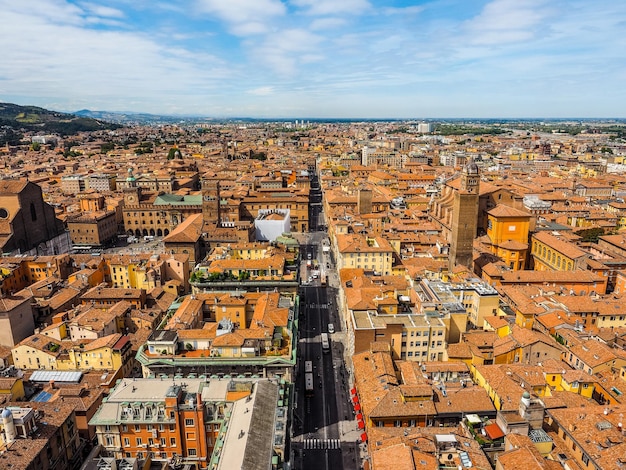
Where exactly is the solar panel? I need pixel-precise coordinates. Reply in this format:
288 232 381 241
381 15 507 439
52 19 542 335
459 451 473 468
32 391 52 402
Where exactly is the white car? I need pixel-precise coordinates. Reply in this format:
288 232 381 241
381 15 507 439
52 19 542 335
328 323 335 334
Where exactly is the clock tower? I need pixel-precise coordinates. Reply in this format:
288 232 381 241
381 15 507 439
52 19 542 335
449 160 480 271
123 168 141 207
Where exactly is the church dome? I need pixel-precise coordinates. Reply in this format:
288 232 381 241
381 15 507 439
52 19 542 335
1 408 12 419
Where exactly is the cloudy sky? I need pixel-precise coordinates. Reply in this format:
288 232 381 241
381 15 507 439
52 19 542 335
1 0 624 118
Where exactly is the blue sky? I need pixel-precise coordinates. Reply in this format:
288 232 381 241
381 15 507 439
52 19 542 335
1 0 625 118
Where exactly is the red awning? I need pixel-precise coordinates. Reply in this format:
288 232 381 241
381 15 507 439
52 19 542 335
352 395 359 403
356 413 363 420
354 403 361 411
360 432 368 442
351 387 357 395
484 423 505 440
357 420 365 429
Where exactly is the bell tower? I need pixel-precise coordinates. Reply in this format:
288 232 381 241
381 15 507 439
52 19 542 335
449 160 480 271
202 179 220 225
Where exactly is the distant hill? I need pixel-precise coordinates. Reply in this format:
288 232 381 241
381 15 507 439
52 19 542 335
0 102 120 138
74 109 197 125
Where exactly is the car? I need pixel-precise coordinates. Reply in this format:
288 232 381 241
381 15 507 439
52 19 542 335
307 253 312 260
328 323 335 334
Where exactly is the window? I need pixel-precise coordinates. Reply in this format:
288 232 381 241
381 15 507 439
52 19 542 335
188 448 197 456
135 425 141 431
124 438 130 446
186 432 196 440
170 438 176 447
136 437 143 446
394 420 401 427
106 436 115 446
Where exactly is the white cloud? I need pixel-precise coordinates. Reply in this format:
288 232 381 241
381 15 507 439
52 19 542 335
248 86 274 96
0 1 232 112
290 0 371 16
310 17 346 31
195 0 286 35
462 0 549 46
382 6 424 16
79 2 125 18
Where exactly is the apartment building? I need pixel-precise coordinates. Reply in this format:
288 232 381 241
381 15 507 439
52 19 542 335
11 333 133 373
136 292 297 379
89 377 286 469
546 404 626 470
335 234 394 275
531 231 588 271
0 401 81 470
66 210 118 247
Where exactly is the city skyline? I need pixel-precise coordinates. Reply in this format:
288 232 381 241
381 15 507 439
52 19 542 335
1 0 625 118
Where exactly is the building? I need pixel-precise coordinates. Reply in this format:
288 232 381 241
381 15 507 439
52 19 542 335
483 204 531 271
0 402 82 470
0 179 69 255
546 404 626 470
67 210 118 247
136 291 297 379
449 161 480 271
531 231 588 271
254 209 290 242
89 377 287 469
0 291 36 347
335 234 394 275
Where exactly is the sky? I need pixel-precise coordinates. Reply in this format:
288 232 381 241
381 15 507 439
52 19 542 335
1 0 625 118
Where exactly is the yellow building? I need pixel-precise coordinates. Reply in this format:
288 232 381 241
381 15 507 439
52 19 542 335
531 231 588 271
62 334 133 375
336 234 394 275
0 376 25 401
12 333 133 373
485 205 531 270
11 334 63 370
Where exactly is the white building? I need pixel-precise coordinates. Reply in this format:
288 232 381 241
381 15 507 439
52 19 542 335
255 209 291 242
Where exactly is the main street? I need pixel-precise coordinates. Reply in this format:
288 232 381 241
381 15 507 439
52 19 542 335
290 171 362 470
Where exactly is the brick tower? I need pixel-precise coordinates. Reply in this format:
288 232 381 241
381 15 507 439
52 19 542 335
449 160 480 271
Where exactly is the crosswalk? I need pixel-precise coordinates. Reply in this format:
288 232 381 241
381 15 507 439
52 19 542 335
303 438 341 450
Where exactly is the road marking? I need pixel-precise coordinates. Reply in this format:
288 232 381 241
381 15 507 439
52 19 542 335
303 438 341 450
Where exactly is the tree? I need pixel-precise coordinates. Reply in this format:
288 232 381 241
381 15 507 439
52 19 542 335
31 142 41 151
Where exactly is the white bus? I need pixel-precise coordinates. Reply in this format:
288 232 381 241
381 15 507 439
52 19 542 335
321 333 330 353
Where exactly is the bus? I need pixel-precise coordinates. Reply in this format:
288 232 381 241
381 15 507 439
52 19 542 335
321 333 330 353
305 360 314 396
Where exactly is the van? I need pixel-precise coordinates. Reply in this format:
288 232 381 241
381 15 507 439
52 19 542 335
328 323 335 334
